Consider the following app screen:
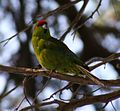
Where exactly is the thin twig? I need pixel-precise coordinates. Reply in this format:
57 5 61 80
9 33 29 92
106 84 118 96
38 0 82 19
0 24 32 46
111 101 117 111
43 83 71 101
23 77 33 111
15 97 26 111
98 102 108 111
90 53 120 71
0 86 18 100
85 57 105 65
33 77 51 103
72 0 102 33
60 0 89 41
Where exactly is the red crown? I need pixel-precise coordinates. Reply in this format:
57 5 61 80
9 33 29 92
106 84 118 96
37 20 47 26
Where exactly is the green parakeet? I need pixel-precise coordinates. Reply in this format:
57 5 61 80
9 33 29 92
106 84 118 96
32 20 104 86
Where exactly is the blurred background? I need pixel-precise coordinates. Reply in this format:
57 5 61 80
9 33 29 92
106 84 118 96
0 0 120 111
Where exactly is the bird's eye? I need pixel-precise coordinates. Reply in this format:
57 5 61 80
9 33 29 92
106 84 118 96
42 24 47 29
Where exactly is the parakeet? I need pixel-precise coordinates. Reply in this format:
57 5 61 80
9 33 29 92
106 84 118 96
32 20 104 86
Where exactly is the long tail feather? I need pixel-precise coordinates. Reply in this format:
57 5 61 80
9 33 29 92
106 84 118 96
76 65 105 87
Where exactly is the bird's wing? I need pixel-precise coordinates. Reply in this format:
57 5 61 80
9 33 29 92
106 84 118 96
44 37 89 70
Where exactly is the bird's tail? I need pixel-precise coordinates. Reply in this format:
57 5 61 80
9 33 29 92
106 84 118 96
76 65 105 87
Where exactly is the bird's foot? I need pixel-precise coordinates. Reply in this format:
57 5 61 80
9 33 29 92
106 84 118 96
77 74 86 78
34 64 41 69
31 64 42 78
82 75 86 78
49 70 55 76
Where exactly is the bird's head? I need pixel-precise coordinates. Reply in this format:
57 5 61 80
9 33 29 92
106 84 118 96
34 20 48 30
33 20 50 39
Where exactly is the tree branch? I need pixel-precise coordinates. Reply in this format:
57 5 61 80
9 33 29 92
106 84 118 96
0 64 120 86
60 89 120 110
19 89 120 111
40 0 82 19
89 53 120 71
